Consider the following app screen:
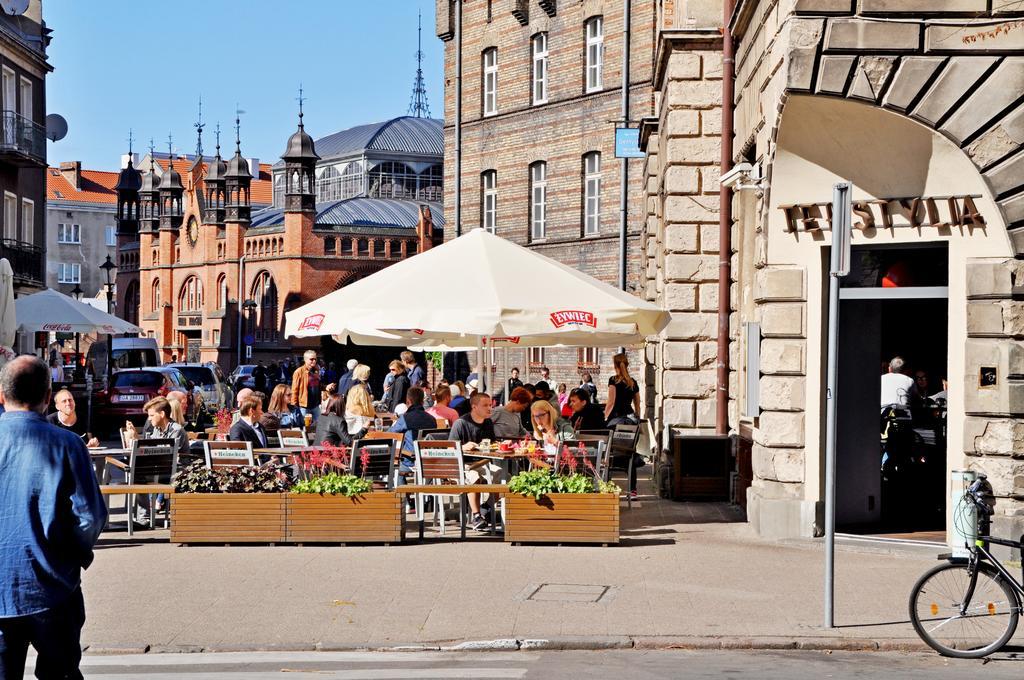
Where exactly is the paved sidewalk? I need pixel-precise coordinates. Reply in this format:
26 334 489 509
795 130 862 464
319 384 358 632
81 480 1016 652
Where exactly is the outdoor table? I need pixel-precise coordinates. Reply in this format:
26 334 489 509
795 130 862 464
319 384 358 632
460 449 533 533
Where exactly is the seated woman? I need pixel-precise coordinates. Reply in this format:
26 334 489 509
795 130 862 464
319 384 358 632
530 398 575 456
261 383 302 435
345 364 376 435
314 394 363 447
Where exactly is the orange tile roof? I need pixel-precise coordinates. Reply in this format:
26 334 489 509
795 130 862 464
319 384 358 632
154 156 274 206
46 167 119 204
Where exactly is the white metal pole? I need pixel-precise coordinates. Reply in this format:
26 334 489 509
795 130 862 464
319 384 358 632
824 182 852 629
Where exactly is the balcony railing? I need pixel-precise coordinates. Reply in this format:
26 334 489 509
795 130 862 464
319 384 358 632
0 111 46 166
0 238 43 285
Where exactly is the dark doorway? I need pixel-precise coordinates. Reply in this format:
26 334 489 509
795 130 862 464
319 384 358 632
835 245 948 536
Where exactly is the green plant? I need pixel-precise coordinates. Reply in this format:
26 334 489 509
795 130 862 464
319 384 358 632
291 472 373 497
507 468 620 499
424 351 443 374
171 460 290 494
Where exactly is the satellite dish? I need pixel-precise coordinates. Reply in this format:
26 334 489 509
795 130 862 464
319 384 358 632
0 0 29 16
45 113 67 142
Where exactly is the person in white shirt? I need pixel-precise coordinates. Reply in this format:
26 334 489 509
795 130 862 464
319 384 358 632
880 356 915 407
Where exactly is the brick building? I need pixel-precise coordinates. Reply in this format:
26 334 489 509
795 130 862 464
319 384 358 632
435 0 655 393
114 114 443 369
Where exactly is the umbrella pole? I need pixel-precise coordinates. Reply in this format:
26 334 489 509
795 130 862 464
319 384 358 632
476 337 484 395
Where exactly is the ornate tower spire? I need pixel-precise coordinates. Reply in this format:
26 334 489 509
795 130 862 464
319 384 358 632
407 9 431 118
194 95 204 158
115 128 142 235
226 107 252 225
281 86 319 214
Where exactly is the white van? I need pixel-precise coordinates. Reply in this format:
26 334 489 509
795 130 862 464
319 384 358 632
87 337 161 376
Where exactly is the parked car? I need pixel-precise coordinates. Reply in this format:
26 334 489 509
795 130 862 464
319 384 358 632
93 367 197 435
228 364 256 392
86 337 161 377
169 362 232 416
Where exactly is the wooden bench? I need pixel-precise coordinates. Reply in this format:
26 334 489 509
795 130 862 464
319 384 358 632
100 484 174 495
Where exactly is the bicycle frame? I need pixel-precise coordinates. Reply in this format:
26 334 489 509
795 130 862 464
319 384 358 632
955 536 1024 616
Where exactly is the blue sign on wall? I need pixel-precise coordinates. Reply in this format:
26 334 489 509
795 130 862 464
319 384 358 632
614 127 645 158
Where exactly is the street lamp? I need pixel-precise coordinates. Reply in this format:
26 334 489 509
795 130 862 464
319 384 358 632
70 283 84 380
99 254 117 384
240 298 257 366
71 283 83 300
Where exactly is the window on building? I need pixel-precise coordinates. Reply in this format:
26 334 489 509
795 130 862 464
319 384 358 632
179 276 203 313
2 192 14 241
486 0 493 22
532 33 549 105
105 225 116 246
57 223 81 244
357 238 368 256
373 239 386 257
528 347 545 365
408 240 418 255
57 263 80 284
251 271 278 342
212 328 221 346
585 16 604 93
583 151 601 235
216 274 227 310
124 280 139 326
482 47 498 116
18 77 31 121
417 164 443 201
273 172 285 207
20 198 32 244
1 68 13 115
578 347 599 365
530 162 547 240
324 236 336 254
368 161 416 199
481 170 497 233
316 161 363 202
151 279 161 312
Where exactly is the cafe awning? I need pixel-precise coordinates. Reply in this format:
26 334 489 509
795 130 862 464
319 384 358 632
15 288 142 335
284 228 669 347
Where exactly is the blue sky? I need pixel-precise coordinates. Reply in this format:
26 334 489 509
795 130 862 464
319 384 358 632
44 0 443 170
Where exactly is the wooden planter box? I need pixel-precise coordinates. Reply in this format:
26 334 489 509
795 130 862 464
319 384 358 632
504 493 619 545
285 492 403 544
170 493 286 544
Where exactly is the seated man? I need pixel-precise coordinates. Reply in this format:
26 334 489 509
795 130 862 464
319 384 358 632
231 387 254 424
490 386 531 439
426 385 459 426
47 389 99 448
568 388 606 432
229 395 269 448
449 393 499 531
388 387 438 458
140 397 189 455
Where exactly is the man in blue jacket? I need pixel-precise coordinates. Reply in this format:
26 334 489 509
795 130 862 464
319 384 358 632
0 355 107 679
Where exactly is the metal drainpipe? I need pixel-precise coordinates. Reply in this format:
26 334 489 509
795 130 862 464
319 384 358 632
619 0 630 293
454 0 463 237
716 0 736 436
236 255 246 368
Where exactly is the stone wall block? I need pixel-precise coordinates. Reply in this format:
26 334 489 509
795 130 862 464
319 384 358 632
666 253 719 282
667 51 702 80
816 55 856 95
913 58 998 127
966 103 1024 169
882 57 944 112
664 312 717 340
760 303 806 338
666 136 721 164
697 51 723 80
663 397 696 428
665 283 698 312
699 223 720 253
760 375 807 412
862 0 985 12
664 223 699 253
794 0 853 12
701 108 722 136
824 18 920 51
966 301 1007 337
663 340 698 369
695 398 716 428
848 56 897 102
755 267 806 302
965 339 1024 416
943 58 1024 145
755 411 806 448
985 149 1024 197
760 338 806 375
697 340 719 368
665 165 700 195
666 109 700 137
964 416 1024 457
753 444 806 484
666 80 723 108
663 369 716 398
926 21 1024 53
966 259 1024 299
698 282 719 311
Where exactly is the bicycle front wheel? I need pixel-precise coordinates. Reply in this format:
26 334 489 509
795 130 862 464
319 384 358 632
909 561 1020 658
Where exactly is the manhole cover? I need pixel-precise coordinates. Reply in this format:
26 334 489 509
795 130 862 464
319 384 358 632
527 583 610 603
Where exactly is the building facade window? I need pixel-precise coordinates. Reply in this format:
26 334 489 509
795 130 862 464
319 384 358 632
18 77 31 121
151 279 161 312
216 273 227 310
105 225 116 246
481 170 497 233
20 198 32 244
373 239 386 258
583 151 601 235
585 16 604 93
179 276 203 313
528 347 545 365
251 271 278 342
273 172 285 207
532 33 548 105
324 236 336 255
482 47 498 117
57 223 81 244
3 192 15 240
530 162 547 240
578 347 599 365
418 164 443 201
368 161 417 199
212 328 220 346
316 160 363 202
57 263 80 284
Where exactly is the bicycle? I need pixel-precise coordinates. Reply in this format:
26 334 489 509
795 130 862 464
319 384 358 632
908 474 1024 658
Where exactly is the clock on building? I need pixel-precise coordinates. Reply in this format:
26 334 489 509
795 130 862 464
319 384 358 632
186 217 199 248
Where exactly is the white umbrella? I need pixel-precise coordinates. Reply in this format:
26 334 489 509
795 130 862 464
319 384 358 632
286 228 668 345
15 288 142 335
0 259 16 363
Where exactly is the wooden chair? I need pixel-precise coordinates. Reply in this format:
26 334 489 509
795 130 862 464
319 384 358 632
203 440 255 469
416 428 450 441
104 438 178 536
277 428 308 448
364 431 403 444
434 418 449 428
578 429 614 477
413 440 466 535
350 438 399 489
